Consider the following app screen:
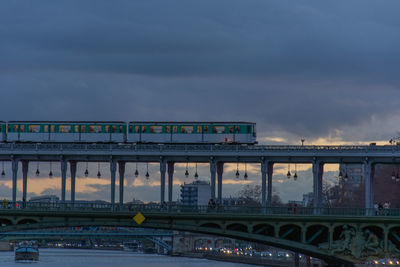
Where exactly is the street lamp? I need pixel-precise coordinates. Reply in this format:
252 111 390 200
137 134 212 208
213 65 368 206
244 163 248 180
97 163 101 178
194 163 199 180
287 163 291 179
84 161 89 177
235 162 240 179
293 164 298 181
1 161 5 177
36 162 40 176
185 161 189 178
49 162 53 178
134 162 139 178
145 163 150 180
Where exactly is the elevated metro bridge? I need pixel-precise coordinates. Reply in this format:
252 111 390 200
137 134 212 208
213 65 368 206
0 143 400 213
1 202 400 266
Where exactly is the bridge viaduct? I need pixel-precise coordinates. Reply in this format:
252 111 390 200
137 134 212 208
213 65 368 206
1 143 400 211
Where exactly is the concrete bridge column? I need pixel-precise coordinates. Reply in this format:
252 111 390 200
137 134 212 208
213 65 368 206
60 160 67 203
110 160 117 206
22 160 28 204
160 161 166 204
118 161 125 205
217 162 224 205
261 160 267 208
267 162 273 208
312 159 324 214
70 161 77 204
167 162 174 205
364 160 374 214
12 159 18 205
209 159 216 200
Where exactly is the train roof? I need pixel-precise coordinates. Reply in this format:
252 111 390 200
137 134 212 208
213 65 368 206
128 121 256 124
8 121 126 124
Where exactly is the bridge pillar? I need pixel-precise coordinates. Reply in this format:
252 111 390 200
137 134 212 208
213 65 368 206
364 160 374 214
312 160 324 214
266 162 274 208
12 159 18 205
209 159 216 200
60 160 67 203
217 162 224 205
118 161 125 205
70 161 77 204
22 160 29 204
384 228 389 252
167 162 174 205
110 160 117 206
160 161 166 204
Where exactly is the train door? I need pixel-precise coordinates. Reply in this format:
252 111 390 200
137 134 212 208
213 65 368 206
74 125 81 142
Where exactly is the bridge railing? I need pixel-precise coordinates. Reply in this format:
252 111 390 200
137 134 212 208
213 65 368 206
0 201 398 217
1 142 400 154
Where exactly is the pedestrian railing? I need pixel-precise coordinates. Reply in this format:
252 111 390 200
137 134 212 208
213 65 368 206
0 201 398 217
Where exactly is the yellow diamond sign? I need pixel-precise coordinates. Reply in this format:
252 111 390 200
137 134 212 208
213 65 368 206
133 212 146 225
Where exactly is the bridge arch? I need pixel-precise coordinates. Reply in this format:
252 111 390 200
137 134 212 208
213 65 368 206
199 223 221 230
279 224 301 242
306 224 329 246
252 223 274 237
17 218 38 225
226 223 248 233
0 218 13 226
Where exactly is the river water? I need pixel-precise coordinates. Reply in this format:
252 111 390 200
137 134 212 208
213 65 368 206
0 249 257 267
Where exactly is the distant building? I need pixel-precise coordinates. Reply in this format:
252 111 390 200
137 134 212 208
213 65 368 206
29 195 59 203
180 180 211 206
339 164 364 186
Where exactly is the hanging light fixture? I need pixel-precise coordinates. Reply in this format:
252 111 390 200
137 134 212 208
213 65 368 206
293 164 298 181
84 161 89 177
145 162 150 179
235 161 240 179
1 161 5 177
97 162 101 178
134 162 139 177
185 161 189 178
49 162 53 178
287 163 291 179
244 163 248 180
36 161 40 176
194 163 199 179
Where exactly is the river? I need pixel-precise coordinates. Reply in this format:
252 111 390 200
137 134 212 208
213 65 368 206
0 248 257 267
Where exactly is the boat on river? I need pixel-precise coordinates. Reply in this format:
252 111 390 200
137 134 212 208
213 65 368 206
14 241 39 261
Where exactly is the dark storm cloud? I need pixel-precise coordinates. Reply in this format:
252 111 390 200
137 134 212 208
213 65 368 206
1 0 400 139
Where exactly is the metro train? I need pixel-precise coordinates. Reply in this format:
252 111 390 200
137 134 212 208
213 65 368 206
0 121 257 144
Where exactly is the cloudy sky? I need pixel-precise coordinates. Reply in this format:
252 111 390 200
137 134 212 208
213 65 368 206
1 1 400 203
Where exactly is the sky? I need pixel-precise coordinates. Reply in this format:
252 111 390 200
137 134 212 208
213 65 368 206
1 1 400 203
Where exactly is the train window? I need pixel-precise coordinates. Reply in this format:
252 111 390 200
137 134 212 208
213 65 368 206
50 125 55 133
181 126 193 133
90 125 102 133
44 125 49 132
81 125 86 133
165 126 171 133
129 125 133 133
235 126 240 133
29 125 40 133
150 126 162 133
119 126 123 133
142 126 147 133
135 126 140 133
228 126 234 133
8 125 12 132
196 126 201 133
247 125 251 133
173 126 178 133
212 126 224 134
74 125 79 133
203 125 209 133
112 125 117 133
59 125 71 133
20 125 25 132
105 125 110 133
